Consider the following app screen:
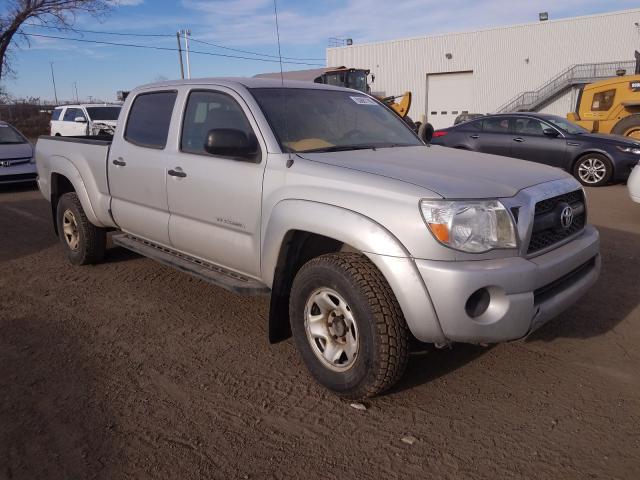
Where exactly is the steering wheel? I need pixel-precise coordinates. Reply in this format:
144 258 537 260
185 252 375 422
340 129 368 143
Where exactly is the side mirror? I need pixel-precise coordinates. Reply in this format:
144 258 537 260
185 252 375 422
543 128 560 137
418 122 434 144
204 128 259 160
74 116 87 123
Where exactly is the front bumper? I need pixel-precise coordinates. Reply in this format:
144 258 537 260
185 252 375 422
0 161 37 184
612 153 640 182
415 225 600 343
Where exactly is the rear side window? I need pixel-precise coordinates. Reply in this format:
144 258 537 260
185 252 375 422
125 91 177 149
482 117 510 133
51 109 63 121
181 90 255 156
63 108 85 122
591 89 615 112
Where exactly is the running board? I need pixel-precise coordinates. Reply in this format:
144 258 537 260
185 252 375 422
112 234 270 295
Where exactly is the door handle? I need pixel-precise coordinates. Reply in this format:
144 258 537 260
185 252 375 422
168 168 187 178
513 137 525 143
470 134 479 139
112 158 126 166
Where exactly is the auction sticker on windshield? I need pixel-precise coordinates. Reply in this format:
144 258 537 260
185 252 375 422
350 96 377 105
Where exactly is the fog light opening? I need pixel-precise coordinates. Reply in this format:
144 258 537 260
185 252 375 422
465 288 491 318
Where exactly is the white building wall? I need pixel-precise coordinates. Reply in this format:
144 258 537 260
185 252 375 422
327 9 640 123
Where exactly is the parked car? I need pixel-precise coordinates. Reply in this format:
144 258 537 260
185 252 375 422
35 78 600 398
0 121 36 184
432 112 640 186
50 104 121 137
453 112 484 125
628 161 640 203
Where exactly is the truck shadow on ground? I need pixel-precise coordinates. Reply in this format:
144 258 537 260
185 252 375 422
0 312 117 479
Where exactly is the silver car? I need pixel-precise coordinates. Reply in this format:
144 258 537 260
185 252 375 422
0 121 36 184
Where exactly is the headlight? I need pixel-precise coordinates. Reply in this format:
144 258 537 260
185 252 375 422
616 145 640 155
420 199 517 253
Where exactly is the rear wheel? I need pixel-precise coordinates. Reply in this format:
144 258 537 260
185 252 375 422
573 153 613 187
612 114 640 140
56 192 106 265
289 253 410 399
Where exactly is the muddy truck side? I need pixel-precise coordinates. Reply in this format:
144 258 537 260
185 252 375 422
35 78 601 398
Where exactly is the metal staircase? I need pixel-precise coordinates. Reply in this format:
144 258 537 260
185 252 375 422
496 60 636 113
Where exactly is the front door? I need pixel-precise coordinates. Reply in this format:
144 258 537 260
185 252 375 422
62 107 88 136
511 117 567 167
165 87 267 278
108 90 178 246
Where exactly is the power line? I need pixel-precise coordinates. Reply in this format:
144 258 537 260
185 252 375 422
20 32 324 66
24 22 325 62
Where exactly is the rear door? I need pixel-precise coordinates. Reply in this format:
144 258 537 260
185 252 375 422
474 117 513 156
165 87 267 277
108 90 178 246
511 117 567 167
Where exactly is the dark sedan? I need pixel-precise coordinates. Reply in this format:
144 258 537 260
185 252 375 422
431 113 640 186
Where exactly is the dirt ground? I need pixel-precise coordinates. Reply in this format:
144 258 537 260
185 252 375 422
1 183 639 480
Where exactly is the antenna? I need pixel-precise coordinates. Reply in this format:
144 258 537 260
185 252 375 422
273 0 284 87
272 0 292 165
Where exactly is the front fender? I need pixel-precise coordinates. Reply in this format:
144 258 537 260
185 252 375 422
48 155 105 228
262 200 446 343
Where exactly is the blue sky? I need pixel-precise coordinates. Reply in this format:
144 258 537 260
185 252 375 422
3 0 640 102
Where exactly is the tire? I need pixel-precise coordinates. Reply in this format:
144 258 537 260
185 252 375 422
612 114 640 140
56 192 106 265
572 153 613 187
289 253 409 399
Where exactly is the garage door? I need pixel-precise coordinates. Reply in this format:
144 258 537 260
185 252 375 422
427 72 474 129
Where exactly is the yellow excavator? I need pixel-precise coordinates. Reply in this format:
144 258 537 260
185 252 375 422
312 67 413 122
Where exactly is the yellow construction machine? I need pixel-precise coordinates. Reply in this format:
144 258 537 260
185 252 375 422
568 52 640 139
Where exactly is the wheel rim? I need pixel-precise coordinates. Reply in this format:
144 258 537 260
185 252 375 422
624 127 640 140
62 210 80 251
578 157 607 184
304 288 359 372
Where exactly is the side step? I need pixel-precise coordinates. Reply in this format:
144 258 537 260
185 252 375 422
112 234 270 295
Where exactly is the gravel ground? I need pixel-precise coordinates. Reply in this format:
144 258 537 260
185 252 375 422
1 183 639 479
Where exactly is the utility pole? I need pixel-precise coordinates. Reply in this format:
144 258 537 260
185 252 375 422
73 82 79 102
176 31 185 79
50 62 58 104
180 29 192 79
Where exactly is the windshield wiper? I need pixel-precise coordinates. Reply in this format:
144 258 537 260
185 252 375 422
299 145 379 153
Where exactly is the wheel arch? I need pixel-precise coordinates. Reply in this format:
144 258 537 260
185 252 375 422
262 200 445 344
571 149 615 175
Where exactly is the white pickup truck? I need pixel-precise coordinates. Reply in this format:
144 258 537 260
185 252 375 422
36 78 600 398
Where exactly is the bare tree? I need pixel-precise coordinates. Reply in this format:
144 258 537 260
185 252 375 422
0 0 113 80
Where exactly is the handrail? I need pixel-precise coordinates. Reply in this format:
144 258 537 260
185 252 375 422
496 60 636 113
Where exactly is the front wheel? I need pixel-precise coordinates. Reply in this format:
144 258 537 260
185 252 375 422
289 253 410 399
572 153 613 187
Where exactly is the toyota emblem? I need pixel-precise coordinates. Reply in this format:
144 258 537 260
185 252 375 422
560 205 574 229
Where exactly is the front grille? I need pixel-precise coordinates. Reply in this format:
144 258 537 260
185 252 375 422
527 190 586 254
0 173 37 183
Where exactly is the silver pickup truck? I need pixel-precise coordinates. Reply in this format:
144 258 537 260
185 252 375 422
36 78 600 398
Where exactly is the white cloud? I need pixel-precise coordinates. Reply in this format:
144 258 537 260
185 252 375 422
109 0 145 6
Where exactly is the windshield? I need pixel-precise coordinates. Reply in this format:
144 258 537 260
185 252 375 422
250 88 421 153
346 72 368 93
0 124 27 144
545 116 588 134
85 106 121 121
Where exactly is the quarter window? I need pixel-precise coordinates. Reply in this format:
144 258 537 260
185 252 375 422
591 89 615 111
125 91 177 149
181 90 255 156
51 109 63 121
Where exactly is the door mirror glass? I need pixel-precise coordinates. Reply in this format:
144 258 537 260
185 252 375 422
543 128 560 137
74 116 87 123
204 128 258 160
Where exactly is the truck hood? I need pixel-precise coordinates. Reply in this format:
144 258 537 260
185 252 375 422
299 145 569 199
0 142 33 160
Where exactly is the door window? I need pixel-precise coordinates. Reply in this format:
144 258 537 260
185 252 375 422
51 108 63 121
63 108 85 122
482 117 510 133
591 89 615 111
125 91 177 149
514 117 546 136
181 90 256 156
